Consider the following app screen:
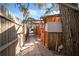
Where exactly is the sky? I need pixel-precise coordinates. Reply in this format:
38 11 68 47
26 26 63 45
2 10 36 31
6 3 52 21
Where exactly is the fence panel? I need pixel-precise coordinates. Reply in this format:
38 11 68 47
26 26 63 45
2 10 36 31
59 4 79 55
0 5 26 56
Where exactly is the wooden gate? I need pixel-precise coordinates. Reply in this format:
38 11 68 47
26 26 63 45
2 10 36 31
43 15 62 51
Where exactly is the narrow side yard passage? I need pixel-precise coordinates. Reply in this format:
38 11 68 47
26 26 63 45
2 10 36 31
19 34 59 56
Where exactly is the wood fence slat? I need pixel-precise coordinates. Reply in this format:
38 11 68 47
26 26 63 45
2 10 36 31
0 17 1 46
0 9 1 43
1 18 6 45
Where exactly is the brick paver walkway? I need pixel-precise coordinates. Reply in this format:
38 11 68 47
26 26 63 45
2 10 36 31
20 34 59 56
